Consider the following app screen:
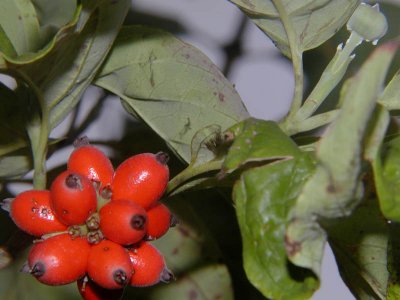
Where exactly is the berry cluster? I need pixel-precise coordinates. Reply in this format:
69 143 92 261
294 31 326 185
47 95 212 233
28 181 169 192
2 138 176 299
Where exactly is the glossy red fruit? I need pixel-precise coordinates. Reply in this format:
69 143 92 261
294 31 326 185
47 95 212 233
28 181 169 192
99 200 147 245
77 277 124 300
27 234 90 285
87 240 133 289
111 152 169 209
145 203 174 240
68 145 114 187
128 241 173 287
50 171 97 225
7 190 67 237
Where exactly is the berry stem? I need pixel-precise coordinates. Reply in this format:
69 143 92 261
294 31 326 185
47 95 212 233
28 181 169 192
166 160 223 195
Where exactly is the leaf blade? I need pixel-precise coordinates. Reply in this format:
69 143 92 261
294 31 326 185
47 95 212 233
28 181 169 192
229 0 359 56
233 155 318 300
95 25 249 163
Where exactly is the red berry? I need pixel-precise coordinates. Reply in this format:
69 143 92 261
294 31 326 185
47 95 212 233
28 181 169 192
145 203 174 240
128 241 173 287
77 277 124 300
111 152 169 209
50 171 97 225
68 145 114 187
27 234 90 285
7 190 67 237
99 200 147 245
87 240 133 289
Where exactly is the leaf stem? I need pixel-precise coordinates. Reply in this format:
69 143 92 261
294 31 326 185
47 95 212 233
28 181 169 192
296 32 364 121
295 110 339 133
13 70 49 190
166 160 223 195
32 107 50 190
271 0 304 119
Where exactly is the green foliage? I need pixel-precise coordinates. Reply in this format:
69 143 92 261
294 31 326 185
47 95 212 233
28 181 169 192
328 198 390 299
229 0 359 58
1 1 400 300
222 118 301 174
233 154 317 299
95 25 249 163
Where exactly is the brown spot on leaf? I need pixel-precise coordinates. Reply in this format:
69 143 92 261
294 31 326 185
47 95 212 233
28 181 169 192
178 226 190 237
326 184 336 193
284 235 301 257
189 289 198 300
218 92 225 102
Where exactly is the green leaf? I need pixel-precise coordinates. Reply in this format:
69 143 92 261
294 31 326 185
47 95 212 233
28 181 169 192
147 264 233 300
15 0 130 129
31 0 77 32
1 1 84 65
228 0 359 57
379 68 400 111
372 136 400 221
95 25 249 163
0 0 43 56
151 223 207 275
222 118 301 174
0 155 31 179
328 198 389 300
0 83 29 155
233 155 318 300
286 42 398 273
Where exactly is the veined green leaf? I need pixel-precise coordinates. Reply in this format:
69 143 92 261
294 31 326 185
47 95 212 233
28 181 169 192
233 155 318 300
222 118 301 174
228 0 359 57
0 0 43 56
286 42 398 273
328 198 389 300
11 0 130 129
0 0 79 66
95 25 249 163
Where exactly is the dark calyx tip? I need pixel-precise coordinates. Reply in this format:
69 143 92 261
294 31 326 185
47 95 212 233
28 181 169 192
30 262 45 277
130 215 146 230
113 269 128 286
170 214 179 227
73 136 90 148
100 185 113 200
160 268 174 283
65 173 82 190
155 152 169 165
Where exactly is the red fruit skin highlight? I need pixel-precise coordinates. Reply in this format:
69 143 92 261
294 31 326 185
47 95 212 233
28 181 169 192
87 240 133 289
100 200 147 246
50 171 97 225
111 153 169 209
28 234 90 285
128 241 172 287
9 190 67 237
68 145 114 187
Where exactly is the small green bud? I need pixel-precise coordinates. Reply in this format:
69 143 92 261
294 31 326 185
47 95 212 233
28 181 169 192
347 3 388 43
